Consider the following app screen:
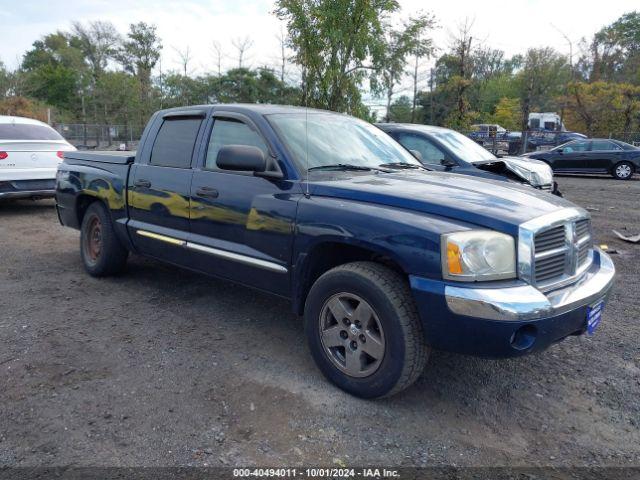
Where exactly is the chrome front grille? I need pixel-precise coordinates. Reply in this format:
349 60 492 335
519 208 594 291
575 218 590 239
534 225 565 251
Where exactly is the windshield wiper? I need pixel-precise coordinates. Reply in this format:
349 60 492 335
379 162 429 170
308 163 391 173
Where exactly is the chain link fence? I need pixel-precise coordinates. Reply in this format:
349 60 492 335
53 123 146 150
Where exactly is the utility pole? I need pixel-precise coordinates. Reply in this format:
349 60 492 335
551 23 574 131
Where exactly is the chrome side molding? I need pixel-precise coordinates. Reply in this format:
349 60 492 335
135 229 287 273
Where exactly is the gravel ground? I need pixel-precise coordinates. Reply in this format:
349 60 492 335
0 175 638 468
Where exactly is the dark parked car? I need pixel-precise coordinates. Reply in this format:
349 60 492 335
522 138 640 180
56 105 615 398
377 123 559 194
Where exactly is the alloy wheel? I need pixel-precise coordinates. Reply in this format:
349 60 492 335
319 292 386 378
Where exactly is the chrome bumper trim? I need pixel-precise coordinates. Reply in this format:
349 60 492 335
445 248 615 321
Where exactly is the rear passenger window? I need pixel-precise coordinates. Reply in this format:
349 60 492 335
591 140 619 151
206 119 268 170
150 118 202 168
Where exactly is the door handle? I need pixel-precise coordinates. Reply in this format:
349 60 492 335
196 187 219 199
134 179 151 188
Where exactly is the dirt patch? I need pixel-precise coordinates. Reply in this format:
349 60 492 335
0 175 639 467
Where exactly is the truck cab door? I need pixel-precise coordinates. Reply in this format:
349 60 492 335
127 113 205 263
187 113 297 296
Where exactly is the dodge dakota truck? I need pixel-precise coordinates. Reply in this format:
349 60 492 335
55 105 616 398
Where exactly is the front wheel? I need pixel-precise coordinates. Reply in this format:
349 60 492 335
80 202 129 276
304 262 429 398
612 161 634 180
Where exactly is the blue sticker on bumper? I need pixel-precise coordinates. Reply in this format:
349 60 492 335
586 300 604 335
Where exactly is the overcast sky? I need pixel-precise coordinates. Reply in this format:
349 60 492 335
1 0 638 107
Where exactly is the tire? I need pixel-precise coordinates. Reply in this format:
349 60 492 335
304 261 429 399
80 201 128 277
612 161 634 180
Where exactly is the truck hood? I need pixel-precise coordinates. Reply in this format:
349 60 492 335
308 170 576 235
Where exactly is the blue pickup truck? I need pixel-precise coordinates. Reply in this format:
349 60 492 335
55 105 616 398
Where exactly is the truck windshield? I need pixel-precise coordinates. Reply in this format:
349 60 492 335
430 129 496 163
268 113 420 172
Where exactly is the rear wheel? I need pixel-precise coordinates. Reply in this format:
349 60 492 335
612 161 634 180
304 261 429 398
80 202 128 276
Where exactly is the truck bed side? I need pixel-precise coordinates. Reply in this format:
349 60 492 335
55 151 135 250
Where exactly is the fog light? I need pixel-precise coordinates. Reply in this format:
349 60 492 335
510 325 537 351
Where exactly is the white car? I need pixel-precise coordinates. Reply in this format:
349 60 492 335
0 115 75 200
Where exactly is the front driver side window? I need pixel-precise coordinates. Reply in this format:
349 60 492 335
206 118 269 170
396 133 446 165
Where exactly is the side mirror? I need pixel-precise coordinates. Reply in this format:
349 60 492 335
441 157 457 167
556 148 564 154
409 149 423 161
217 145 266 172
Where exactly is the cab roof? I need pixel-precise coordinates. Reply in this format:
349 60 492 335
158 104 342 117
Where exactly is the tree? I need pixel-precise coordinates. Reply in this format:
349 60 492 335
71 21 121 81
94 71 141 125
516 48 568 134
275 0 398 118
211 67 301 104
211 41 224 76
388 95 414 122
491 97 521 130
0 61 13 98
232 36 254 69
444 20 476 128
410 13 436 122
174 46 193 77
564 81 640 136
588 11 640 84
380 12 434 122
162 72 210 107
275 26 292 102
117 22 162 121
21 32 86 116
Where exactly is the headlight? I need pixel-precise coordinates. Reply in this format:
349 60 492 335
441 231 516 281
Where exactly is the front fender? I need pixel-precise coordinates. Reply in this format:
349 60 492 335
293 196 479 279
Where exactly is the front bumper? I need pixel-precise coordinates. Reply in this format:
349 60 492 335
410 248 615 357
